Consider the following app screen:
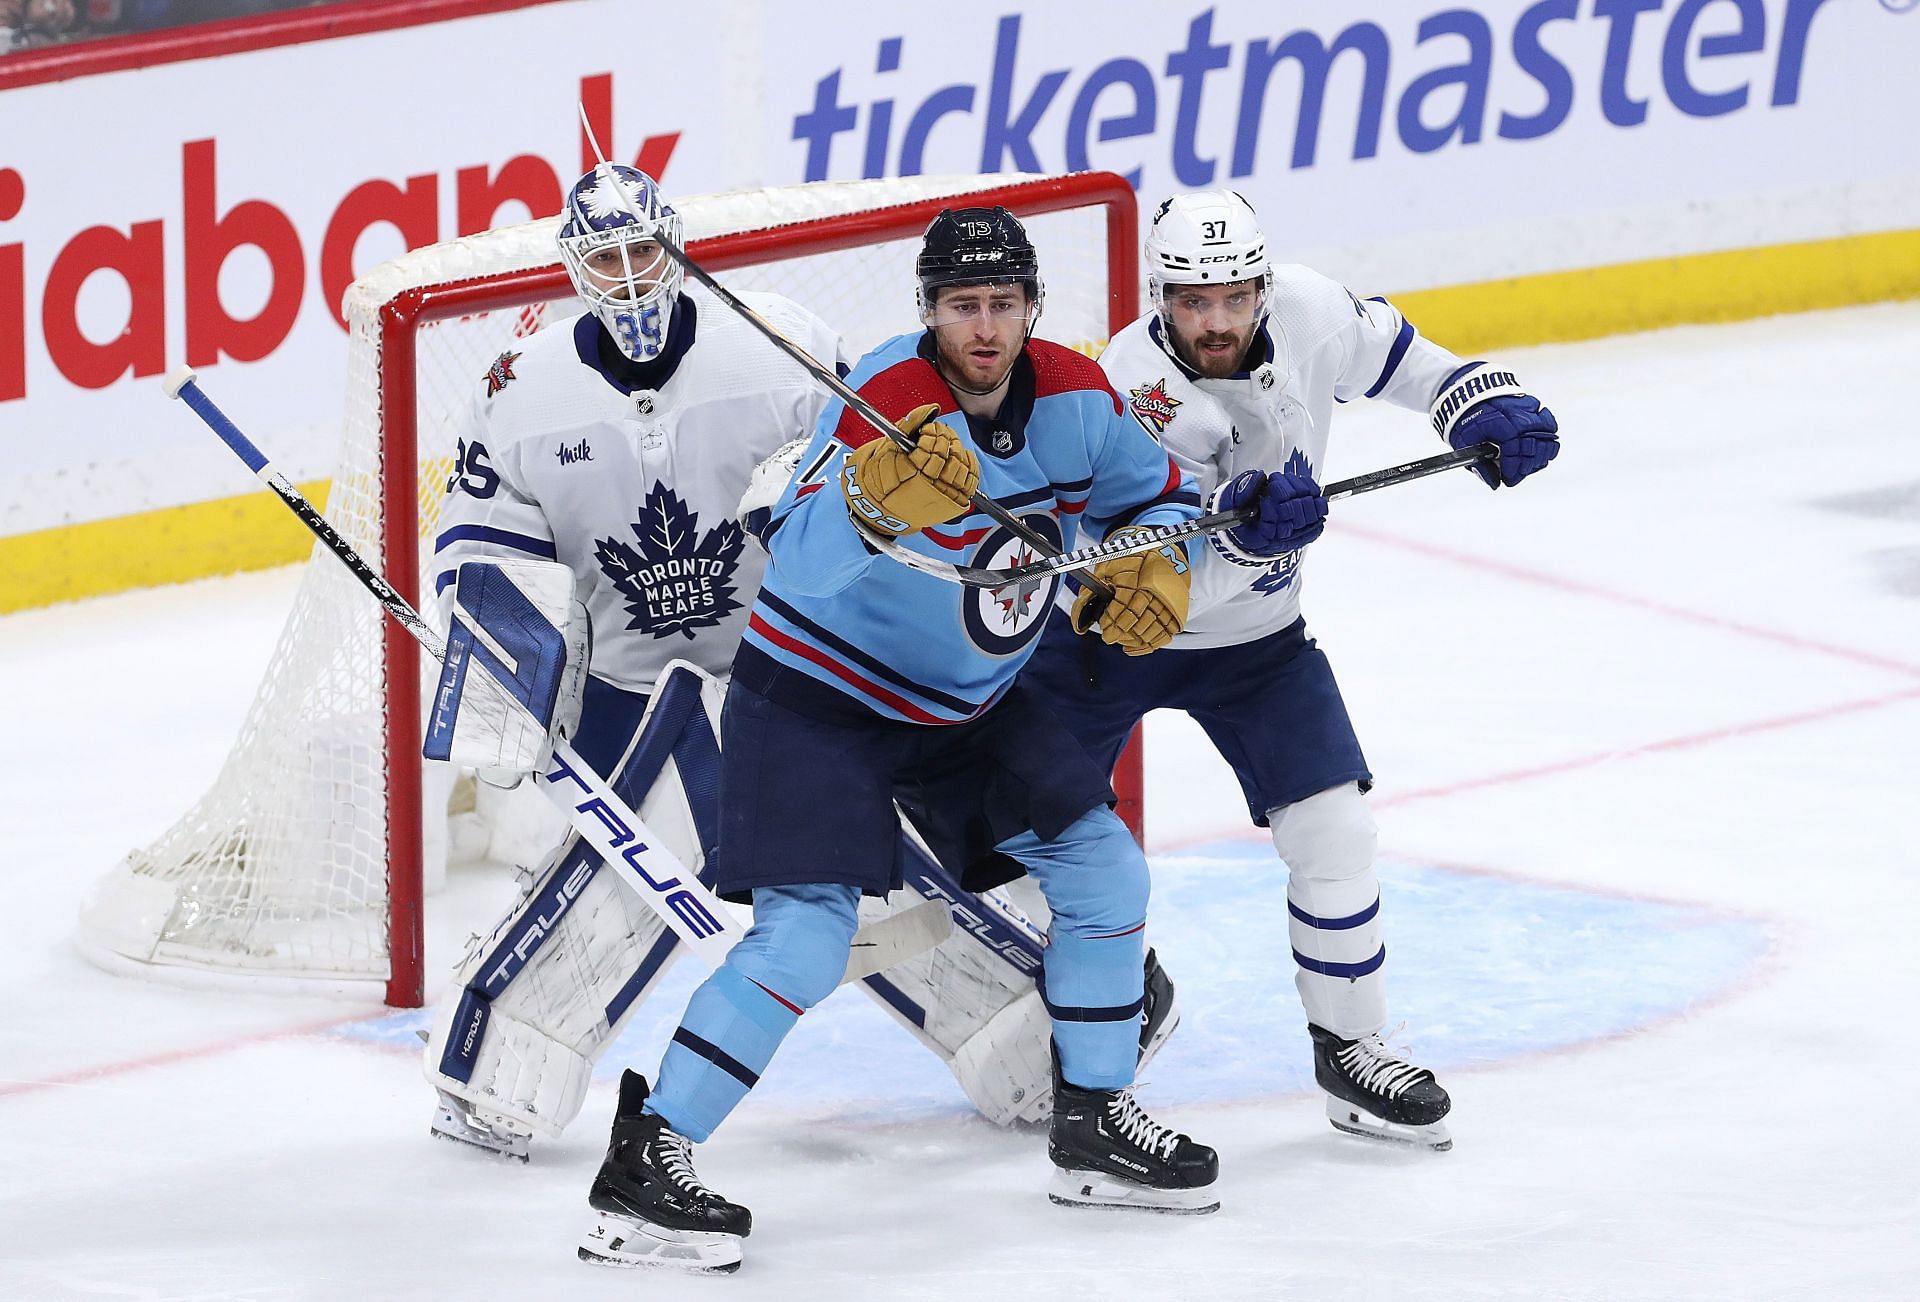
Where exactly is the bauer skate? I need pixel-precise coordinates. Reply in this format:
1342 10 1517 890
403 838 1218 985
1311 1023 1453 1151
578 1071 751 1274
1047 1066 1219 1214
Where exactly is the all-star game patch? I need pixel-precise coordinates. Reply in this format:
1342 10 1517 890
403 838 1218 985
1128 378 1181 438
484 350 523 398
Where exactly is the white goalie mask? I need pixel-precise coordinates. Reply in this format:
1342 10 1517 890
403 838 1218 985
1144 190 1274 329
558 164 685 363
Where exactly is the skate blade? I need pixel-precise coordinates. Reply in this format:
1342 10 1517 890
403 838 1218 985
430 1106 530 1163
1046 1166 1220 1215
578 1213 744 1273
1324 1095 1453 1152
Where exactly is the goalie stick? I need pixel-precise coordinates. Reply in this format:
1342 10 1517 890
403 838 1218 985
163 367 948 982
862 441 1501 589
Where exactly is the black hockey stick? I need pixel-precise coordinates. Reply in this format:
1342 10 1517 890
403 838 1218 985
875 441 1500 589
567 140 1117 612
161 366 949 979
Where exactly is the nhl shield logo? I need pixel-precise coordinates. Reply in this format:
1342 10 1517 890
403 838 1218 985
1128 378 1181 437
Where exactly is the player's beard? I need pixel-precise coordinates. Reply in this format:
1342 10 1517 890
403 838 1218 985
1177 324 1256 379
935 330 1019 396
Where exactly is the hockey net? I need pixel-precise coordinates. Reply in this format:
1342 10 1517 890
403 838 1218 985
76 172 1142 1007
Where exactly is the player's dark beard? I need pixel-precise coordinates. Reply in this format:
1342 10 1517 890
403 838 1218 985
1185 329 1253 376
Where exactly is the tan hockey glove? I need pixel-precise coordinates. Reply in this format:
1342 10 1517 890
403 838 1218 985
841 403 980 536
1070 529 1191 656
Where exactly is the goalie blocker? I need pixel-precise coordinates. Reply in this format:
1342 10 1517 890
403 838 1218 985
422 626 1180 1155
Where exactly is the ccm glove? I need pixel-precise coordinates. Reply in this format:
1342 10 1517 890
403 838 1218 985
1430 362 1560 489
1071 528 1191 656
1209 469 1327 565
841 402 980 536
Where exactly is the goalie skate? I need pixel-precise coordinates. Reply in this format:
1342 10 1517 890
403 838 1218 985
430 1088 531 1163
1311 1023 1453 1152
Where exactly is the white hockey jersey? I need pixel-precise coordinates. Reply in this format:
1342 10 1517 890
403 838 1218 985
430 285 845 691
1099 265 1466 649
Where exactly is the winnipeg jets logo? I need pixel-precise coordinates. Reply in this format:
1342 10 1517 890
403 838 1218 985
963 517 1062 657
1128 379 1181 437
483 350 522 397
593 485 746 639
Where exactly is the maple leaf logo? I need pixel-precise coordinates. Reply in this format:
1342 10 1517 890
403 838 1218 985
594 484 746 640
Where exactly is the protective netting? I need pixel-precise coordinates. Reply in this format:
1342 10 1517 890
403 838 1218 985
76 174 1131 1001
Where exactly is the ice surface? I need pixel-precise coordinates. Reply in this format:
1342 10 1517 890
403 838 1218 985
4 303 1918 1300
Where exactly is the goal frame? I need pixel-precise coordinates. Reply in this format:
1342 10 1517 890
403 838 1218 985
373 171 1143 1006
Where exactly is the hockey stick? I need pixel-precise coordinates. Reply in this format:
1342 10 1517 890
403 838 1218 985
873 440 1501 588
164 367 947 982
568 141 1115 612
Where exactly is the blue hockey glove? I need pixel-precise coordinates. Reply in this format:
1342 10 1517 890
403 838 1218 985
1208 469 1327 566
1430 363 1560 489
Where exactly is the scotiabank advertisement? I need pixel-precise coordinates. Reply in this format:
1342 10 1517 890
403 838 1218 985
2 0 1916 558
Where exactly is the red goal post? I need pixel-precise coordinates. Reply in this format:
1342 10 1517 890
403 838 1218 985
79 171 1145 1008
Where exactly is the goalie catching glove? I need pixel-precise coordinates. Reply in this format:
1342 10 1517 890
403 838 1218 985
1070 528 1191 656
841 402 980 536
424 557 590 783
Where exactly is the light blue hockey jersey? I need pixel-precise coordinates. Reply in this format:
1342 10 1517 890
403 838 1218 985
741 331 1200 725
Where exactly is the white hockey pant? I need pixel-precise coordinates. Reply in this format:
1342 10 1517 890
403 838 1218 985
1270 782 1386 1037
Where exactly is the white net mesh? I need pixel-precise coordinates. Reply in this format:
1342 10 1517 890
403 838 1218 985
76 174 1130 1001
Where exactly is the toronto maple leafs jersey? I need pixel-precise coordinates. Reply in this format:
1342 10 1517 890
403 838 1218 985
1101 265 1468 649
739 332 1200 725
430 285 845 692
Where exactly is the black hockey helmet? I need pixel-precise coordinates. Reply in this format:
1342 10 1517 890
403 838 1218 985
916 206 1045 319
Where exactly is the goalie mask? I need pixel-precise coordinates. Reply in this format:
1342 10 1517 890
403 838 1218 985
916 206 1045 328
1145 190 1274 330
558 165 685 363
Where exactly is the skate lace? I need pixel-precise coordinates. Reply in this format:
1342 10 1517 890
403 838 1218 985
653 1129 714 1198
1106 1090 1183 1161
1336 1025 1431 1099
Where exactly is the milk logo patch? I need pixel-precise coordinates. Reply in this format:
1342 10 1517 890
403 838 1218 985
1128 379 1181 438
594 484 746 639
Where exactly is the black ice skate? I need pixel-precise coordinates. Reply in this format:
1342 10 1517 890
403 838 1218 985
1047 1066 1219 1214
1137 947 1181 1070
577 1071 751 1273
1310 1023 1453 1151
430 1087 531 1162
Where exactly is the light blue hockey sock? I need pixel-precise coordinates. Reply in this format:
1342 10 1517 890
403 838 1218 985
646 883 859 1141
1000 808 1150 1090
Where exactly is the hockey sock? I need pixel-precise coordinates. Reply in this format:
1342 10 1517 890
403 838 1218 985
647 884 859 1140
1001 810 1147 1090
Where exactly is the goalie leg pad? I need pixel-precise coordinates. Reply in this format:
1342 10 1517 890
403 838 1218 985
423 665 730 1138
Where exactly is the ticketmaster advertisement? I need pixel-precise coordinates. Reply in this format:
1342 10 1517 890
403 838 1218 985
1 0 1916 600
